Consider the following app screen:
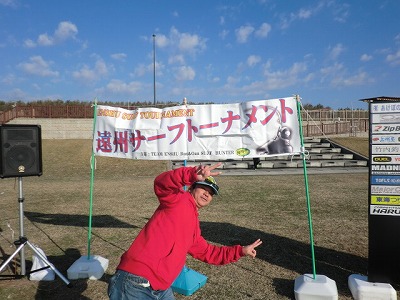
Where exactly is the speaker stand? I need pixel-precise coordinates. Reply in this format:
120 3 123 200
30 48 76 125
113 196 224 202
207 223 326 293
0 177 71 287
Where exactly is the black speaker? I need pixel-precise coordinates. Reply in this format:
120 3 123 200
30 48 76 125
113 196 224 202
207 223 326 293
0 124 42 178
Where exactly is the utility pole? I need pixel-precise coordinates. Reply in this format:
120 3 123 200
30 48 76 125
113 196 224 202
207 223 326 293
152 34 156 106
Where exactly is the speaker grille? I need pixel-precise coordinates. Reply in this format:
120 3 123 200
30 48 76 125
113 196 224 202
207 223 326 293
5 145 36 171
7 129 34 141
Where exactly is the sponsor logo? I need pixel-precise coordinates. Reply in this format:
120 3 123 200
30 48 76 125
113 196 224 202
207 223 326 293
371 195 400 205
371 176 400 185
370 205 400 216
372 145 400 154
372 155 400 164
373 156 391 162
371 135 400 144
372 165 400 171
380 114 400 121
371 185 400 194
371 103 400 113
236 148 250 157
372 113 400 123
373 125 400 132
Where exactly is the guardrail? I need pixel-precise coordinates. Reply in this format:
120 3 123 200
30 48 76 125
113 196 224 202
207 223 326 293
303 119 368 136
0 105 95 121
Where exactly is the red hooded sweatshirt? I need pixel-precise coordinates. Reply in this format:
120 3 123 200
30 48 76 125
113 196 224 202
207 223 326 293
116 166 244 290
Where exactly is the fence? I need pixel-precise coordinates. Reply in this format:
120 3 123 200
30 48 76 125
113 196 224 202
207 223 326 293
0 105 369 137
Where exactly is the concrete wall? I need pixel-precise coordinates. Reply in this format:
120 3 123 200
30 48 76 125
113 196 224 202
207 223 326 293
8 118 93 139
7 117 369 139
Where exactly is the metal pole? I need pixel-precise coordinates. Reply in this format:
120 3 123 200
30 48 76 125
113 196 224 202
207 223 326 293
296 96 317 279
87 99 98 259
18 177 26 275
153 34 156 106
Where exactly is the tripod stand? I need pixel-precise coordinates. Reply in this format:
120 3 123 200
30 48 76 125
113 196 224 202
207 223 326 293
0 177 71 287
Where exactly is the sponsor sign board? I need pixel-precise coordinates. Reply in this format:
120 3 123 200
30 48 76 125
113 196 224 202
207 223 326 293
369 101 400 212
368 99 400 283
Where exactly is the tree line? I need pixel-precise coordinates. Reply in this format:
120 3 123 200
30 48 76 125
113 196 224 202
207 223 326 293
0 100 360 112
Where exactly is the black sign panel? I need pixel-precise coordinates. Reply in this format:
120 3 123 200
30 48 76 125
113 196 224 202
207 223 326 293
368 101 400 283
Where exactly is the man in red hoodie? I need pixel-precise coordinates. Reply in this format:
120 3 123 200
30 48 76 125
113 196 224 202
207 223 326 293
108 162 262 300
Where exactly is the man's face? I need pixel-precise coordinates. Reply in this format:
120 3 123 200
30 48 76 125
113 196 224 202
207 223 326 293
191 185 214 209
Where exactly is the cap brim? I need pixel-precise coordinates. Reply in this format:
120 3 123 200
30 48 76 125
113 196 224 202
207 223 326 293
195 181 219 195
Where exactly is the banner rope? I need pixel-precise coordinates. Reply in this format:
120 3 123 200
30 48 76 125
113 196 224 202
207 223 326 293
299 101 332 141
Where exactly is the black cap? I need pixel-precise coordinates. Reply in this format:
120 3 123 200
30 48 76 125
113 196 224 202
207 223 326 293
194 176 219 195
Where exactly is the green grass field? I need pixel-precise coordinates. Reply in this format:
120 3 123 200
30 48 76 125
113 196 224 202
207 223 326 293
0 137 395 299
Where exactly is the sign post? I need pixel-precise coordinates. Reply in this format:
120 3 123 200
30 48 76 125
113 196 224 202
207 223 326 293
348 96 399 299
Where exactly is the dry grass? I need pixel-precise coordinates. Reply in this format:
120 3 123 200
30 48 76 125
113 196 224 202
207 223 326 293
329 136 369 157
0 138 396 299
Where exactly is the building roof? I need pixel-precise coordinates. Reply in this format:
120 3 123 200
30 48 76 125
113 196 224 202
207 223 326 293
360 96 400 102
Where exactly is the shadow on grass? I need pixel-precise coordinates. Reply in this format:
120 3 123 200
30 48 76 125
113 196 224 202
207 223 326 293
34 248 88 300
200 221 368 298
33 248 112 299
0 247 100 299
0 212 132 299
25 211 135 228
10 214 369 298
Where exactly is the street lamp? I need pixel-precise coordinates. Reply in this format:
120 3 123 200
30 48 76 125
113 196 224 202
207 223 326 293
152 34 156 106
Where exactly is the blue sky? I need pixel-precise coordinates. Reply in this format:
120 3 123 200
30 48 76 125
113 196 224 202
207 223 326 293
1 0 399 109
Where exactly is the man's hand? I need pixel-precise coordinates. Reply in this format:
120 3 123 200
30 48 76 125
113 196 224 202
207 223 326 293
195 162 222 181
242 239 262 259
